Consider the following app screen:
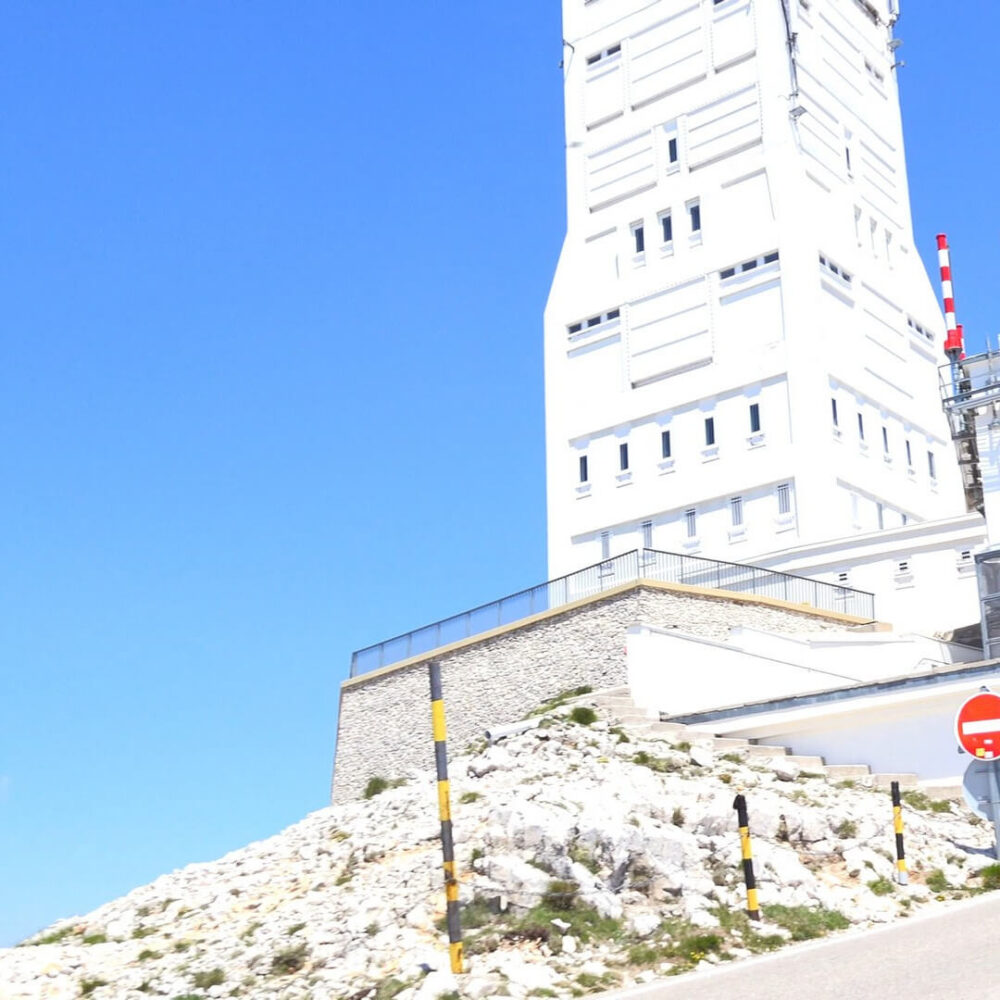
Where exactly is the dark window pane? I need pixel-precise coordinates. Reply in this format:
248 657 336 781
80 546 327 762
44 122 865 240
661 430 671 459
619 443 629 471
668 137 678 162
750 403 761 433
662 215 673 243
579 455 588 482
705 417 715 446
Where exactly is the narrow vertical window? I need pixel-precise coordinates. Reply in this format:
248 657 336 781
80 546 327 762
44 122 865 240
857 412 865 441
731 496 744 527
704 417 715 446
877 502 885 530
831 397 839 427
600 531 611 560
905 440 912 467
631 222 645 255
688 200 702 233
661 429 672 459
777 483 791 515
641 520 653 549
579 455 589 483
749 403 761 434
928 451 936 479
882 426 889 454
685 509 697 538
664 122 679 169
619 442 629 471
660 211 673 244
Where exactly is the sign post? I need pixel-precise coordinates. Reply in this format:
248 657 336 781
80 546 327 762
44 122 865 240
955 689 1000 860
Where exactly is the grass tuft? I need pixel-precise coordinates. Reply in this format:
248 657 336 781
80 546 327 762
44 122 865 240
762 904 849 941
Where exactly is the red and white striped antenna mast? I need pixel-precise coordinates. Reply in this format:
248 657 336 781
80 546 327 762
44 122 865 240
937 233 965 360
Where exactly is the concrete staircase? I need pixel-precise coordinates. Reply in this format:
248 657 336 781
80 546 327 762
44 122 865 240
576 687 920 791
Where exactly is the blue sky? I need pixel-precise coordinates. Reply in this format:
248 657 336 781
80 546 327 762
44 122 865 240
0 2 996 947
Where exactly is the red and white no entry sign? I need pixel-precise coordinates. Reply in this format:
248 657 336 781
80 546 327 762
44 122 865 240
955 691 1000 759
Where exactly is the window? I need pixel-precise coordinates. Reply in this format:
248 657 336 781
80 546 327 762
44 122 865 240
857 413 865 441
579 455 589 483
600 531 611 559
688 200 701 234
928 451 937 479
631 222 645 255
685 509 697 538
731 496 744 527
749 403 761 434
619 442 629 471
877 502 885 530
663 122 679 169
897 560 909 574
641 520 653 549
660 211 673 244
587 43 621 66
567 308 621 337
777 483 791 515
882 426 889 454
720 252 779 281
837 571 849 585
831 398 839 427
905 439 912 467
661 429 672 459
704 417 715 446
820 253 852 284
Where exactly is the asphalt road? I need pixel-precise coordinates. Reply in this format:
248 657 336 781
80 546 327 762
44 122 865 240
601 892 1000 1000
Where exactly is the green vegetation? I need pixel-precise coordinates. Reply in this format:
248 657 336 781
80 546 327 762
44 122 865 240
173 940 192 953
868 877 895 896
192 969 225 989
363 776 406 800
132 926 155 939
925 869 949 893
80 980 108 996
459 791 482 804
329 829 350 842
675 740 692 752
470 847 484 863
671 806 685 827
373 978 416 1000
528 686 593 717
82 934 107 946
609 726 630 744
568 842 600 874
286 923 306 936
542 880 579 912
138 949 162 961
270 943 308 976
632 750 680 774
834 819 858 839
979 864 1000 891
762 904 849 941
239 921 261 941
31 926 77 946
366 921 380 937
720 753 744 764
901 790 952 813
569 706 598 726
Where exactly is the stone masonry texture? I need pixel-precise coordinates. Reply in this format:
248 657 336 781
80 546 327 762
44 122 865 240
331 585 853 802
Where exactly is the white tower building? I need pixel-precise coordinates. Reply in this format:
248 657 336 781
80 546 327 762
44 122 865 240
544 0 968 579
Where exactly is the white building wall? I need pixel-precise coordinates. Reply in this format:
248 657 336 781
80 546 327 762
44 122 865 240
545 0 967 579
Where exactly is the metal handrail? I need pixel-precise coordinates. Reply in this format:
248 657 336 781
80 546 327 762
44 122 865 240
348 548 876 678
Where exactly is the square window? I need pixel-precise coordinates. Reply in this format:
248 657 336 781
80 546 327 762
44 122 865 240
661 430 671 459
685 509 697 538
777 483 791 515
619 442 629 471
688 200 701 233
749 403 761 434
704 417 715 446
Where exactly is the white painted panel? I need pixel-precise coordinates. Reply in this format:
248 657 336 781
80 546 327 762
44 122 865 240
628 278 711 384
686 85 761 169
586 130 656 211
711 1 755 70
716 278 784 356
584 60 625 129
566 334 623 397
629 5 705 108
714 170 774 246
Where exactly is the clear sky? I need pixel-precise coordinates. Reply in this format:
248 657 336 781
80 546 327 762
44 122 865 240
0 2 996 947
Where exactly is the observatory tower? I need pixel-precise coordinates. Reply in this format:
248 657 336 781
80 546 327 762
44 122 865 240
544 0 967 577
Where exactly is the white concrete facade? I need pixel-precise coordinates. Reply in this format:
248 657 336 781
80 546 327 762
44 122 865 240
544 0 967 579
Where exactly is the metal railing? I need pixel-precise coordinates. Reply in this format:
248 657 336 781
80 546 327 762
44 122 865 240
349 548 876 677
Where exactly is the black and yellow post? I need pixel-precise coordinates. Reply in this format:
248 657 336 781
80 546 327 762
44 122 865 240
429 662 463 974
891 781 909 886
733 794 761 921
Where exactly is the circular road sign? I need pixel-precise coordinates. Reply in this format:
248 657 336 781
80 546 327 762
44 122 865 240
955 691 1000 759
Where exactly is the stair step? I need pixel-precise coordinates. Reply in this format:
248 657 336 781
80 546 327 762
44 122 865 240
919 782 963 801
868 773 920 790
712 738 750 751
746 745 789 759
824 764 872 780
786 755 826 769
634 722 690 737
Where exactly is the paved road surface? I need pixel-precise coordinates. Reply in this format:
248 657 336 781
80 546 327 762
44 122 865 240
601 892 1000 1000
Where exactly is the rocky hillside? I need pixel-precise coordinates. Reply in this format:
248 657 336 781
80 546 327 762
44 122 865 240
4 702 997 1000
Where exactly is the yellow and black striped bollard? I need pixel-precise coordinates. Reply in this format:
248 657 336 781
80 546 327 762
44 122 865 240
429 662 463 974
733 793 760 921
891 781 909 885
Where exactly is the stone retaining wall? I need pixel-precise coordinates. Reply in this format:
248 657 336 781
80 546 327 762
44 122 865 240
331 583 861 802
